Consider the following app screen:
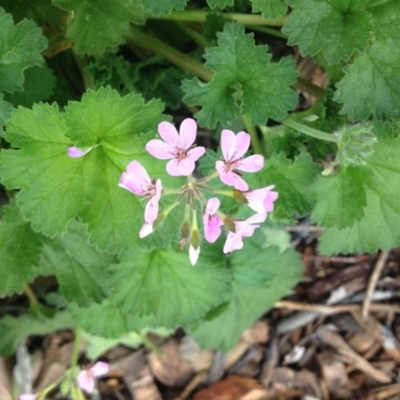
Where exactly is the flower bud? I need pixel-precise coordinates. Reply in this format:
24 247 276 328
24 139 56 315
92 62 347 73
232 189 248 205
337 123 377 167
222 216 236 233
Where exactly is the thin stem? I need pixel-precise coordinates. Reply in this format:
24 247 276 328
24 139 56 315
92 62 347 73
129 27 213 81
198 170 220 183
213 189 234 197
133 332 163 355
149 10 285 26
71 326 82 369
241 114 263 154
176 22 210 48
294 77 325 98
24 284 38 307
162 188 182 195
283 118 338 143
248 25 288 40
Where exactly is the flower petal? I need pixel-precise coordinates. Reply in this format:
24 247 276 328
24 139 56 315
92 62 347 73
158 121 180 146
77 371 95 393
155 179 163 201
90 361 110 377
179 118 197 149
237 154 264 172
203 214 223 243
189 244 200 265
231 131 250 160
244 189 267 214
166 158 195 176
220 129 236 161
67 146 90 158
223 231 243 253
232 175 249 191
19 395 37 400
206 197 220 215
139 222 153 238
144 196 159 223
187 146 206 162
263 186 278 212
247 213 267 225
119 172 145 195
146 139 175 160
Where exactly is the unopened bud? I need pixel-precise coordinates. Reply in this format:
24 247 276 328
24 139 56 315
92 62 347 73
190 228 200 250
180 219 191 242
153 212 166 229
337 123 377 167
232 189 248 205
223 216 236 233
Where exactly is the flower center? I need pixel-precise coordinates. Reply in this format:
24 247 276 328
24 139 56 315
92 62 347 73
176 147 187 161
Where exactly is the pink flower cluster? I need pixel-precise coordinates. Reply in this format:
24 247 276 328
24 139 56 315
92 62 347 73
68 118 278 265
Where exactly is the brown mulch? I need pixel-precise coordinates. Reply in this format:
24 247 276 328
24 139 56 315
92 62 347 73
3 242 400 400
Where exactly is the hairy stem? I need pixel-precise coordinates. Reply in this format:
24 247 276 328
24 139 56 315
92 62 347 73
283 118 338 143
241 114 263 154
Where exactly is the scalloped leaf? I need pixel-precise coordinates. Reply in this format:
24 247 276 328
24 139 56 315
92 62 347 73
109 245 231 328
182 22 298 128
52 0 145 55
0 201 43 297
0 87 184 253
283 0 372 64
0 8 47 92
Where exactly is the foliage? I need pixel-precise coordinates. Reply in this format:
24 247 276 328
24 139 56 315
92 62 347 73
0 0 399 358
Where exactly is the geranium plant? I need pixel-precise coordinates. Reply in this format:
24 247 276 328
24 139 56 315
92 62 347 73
0 1 399 396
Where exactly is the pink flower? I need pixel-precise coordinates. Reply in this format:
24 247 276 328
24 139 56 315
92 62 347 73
216 130 264 191
146 118 206 176
119 161 162 224
19 395 37 400
77 361 109 394
223 213 266 253
139 221 154 238
67 145 97 158
203 198 223 243
243 185 278 214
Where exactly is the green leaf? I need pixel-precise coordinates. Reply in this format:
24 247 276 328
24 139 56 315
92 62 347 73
0 88 182 252
334 2 400 120
283 0 372 64
109 245 231 328
40 221 113 306
142 0 188 15
0 201 43 297
0 310 75 357
52 0 145 55
254 153 321 219
182 22 298 128
0 8 47 92
189 231 303 351
311 167 367 229
0 95 12 137
206 0 234 9
69 300 128 338
319 136 400 254
4 66 56 108
251 0 288 19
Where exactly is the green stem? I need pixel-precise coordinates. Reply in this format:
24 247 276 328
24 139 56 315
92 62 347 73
149 10 285 26
176 22 210 48
133 332 163 355
162 188 182 195
283 118 338 143
129 27 213 81
294 77 325 98
213 190 234 197
24 284 38 307
248 25 288 40
71 327 82 369
241 114 263 154
198 170 220 183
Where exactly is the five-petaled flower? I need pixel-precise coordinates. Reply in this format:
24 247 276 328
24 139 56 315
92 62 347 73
119 161 162 224
216 130 264 191
242 185 278 214
77 361 110 393
224 213 267 253
203 198 224 243
146 118 206 176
